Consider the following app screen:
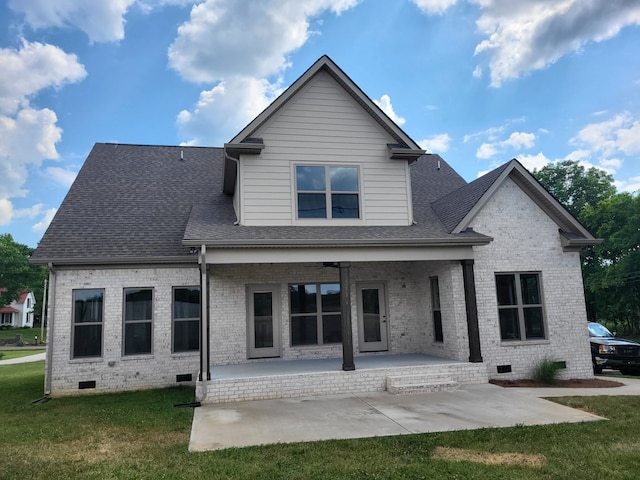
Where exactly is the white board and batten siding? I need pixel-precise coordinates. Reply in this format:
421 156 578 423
239 71 413 227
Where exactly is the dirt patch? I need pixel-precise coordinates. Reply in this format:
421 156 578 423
432 446 547 468
490 378 624 388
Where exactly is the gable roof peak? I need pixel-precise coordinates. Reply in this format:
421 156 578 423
227 55 422 150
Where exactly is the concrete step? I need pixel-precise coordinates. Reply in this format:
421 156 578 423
386 374 460 394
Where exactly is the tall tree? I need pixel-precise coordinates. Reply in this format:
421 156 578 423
533 160 616 218
581 194 640 332
0 234 48 319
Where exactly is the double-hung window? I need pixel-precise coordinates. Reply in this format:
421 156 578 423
123 288 153 355
296 165 359 219
290 283 341 345
172 287 200 353
496 272 545 341
72 289 104 358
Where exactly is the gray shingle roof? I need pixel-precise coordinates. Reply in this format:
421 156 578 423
31 143 491 265
431 161 512 233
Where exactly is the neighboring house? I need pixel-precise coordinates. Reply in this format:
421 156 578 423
30 56 599 401
0 289 36 328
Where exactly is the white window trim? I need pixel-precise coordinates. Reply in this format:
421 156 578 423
171 286 200 353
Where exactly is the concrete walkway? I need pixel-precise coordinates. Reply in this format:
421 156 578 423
189 379 640 451
0 351 46 365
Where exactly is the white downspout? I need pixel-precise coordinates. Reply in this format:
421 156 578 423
224 152 241 225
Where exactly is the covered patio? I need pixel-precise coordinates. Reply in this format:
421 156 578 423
198 354 489 404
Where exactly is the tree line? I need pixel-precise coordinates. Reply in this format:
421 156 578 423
533 161 640 334
0 234 48 321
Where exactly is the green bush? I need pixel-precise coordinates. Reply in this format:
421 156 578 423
532 358 563 384
0 352 4 360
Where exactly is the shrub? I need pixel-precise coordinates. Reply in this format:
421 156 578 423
532 358 563 384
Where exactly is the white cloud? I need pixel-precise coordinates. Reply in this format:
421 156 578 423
615 176 640 194
172 0 359 144
476 142 498 159
46 166 78 187
411 0 458 15
0 108 62 200
418 133 451 153
0 40 86 115
32 208 57 233
473 0 640 87
177 76 282 146
14 203 44 219
8 0 136 43
475 131 536 159
503 131 536 149
472 65 482 78
0 198 13 225
572 112 640 157
169 0 358 83
373 94 406 126
517 152 551 172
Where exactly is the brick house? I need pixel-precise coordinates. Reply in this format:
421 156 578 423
30 56 598 402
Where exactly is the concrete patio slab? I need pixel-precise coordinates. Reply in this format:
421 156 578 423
189 382 605 451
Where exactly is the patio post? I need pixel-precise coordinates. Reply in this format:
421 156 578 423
461 259 483 363
200 245 211 382
339 262 355 371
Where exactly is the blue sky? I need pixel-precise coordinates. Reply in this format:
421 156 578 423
1 0 639 248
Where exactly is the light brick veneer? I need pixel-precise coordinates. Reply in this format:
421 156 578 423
469 177 593 380
48 266 200 396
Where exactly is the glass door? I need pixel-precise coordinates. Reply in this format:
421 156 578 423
357 283 388 352
247 285 281 358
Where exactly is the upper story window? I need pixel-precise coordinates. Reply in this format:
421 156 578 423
496 272 546 341
296 165 359 219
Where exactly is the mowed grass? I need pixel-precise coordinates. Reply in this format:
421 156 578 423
0 326 44 343
0 349 45 360
2 362 640 480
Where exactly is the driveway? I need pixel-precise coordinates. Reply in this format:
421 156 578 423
189 381 630 451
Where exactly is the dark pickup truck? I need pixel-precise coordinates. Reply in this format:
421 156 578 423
589 322 640 375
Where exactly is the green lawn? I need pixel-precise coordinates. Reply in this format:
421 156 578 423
2 362 640 479
0 326 45 344
0 349 45 360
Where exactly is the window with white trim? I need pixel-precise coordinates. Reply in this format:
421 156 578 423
123 288 153 355
295 165 359 218
72 289 104 358
496 272 545 341
289 283 341 345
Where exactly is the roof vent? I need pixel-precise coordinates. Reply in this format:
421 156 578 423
180 150 184 161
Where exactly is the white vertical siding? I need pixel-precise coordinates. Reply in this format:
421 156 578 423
239 71 412 226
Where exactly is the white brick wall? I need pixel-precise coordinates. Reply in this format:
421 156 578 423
48 266 201 396
48 178 593 397
470 177 593 380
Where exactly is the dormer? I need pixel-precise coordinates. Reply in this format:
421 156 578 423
223 55 424 227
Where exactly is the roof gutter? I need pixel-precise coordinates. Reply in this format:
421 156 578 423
183 236 493 249
29 255 199 267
